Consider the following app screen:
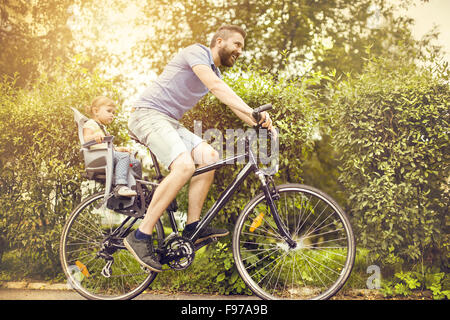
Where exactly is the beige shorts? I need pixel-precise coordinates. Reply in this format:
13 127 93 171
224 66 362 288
128 108 203 170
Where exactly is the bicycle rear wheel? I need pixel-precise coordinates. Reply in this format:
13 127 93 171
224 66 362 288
233 184 355 300
60 192 164 300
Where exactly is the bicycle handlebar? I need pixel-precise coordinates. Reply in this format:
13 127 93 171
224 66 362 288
252 103 273 124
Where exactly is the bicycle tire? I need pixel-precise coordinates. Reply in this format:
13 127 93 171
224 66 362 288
59 192 164 300
233 183 355 300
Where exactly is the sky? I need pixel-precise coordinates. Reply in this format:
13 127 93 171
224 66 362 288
403 0 450 62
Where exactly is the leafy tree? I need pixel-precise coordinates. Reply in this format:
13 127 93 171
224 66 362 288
0 0 94 87
134 0 429 78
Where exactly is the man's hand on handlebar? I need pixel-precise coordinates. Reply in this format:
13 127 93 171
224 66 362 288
252 103 278 140
258 111 272 129
258 111 278 140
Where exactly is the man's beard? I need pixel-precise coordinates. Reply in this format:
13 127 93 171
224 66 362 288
218 46 238 67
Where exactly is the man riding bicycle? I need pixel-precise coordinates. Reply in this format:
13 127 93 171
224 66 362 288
125 25 274 272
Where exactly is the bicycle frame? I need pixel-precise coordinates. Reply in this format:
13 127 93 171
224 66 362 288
161 140 297 249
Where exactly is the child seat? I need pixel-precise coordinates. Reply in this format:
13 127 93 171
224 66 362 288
71 107 138 207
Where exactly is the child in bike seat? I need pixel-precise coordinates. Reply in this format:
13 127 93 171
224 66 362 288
83 96 142 198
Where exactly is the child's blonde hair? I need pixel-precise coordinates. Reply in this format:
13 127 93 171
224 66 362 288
85 96 116 116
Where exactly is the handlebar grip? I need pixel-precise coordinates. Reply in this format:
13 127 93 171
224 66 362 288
252 103 273 123
258 103 273 112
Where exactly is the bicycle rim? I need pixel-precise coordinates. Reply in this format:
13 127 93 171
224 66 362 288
233 184 355 300
60 192 163 300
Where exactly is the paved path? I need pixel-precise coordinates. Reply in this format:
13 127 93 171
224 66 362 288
0 281 258 300
0 288 258 300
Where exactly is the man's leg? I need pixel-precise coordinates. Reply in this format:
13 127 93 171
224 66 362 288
139 151 196 234
183 142 229 243
187 142 220 224
124 151 195 272
139 142 217 233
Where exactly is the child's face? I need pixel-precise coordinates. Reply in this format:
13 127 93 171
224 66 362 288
94 104 116 125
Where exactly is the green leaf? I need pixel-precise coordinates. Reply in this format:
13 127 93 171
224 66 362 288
216 273 226 282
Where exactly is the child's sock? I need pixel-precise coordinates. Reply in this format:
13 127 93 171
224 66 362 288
135 228 151 240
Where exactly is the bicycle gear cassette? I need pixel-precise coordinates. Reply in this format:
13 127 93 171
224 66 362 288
161 235 195 270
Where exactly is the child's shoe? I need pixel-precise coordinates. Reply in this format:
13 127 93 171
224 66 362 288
114 185 137 197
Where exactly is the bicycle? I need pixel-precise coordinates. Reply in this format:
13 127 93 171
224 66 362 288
60 104 355 300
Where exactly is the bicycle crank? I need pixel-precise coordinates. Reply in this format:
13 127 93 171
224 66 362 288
160 235 195 271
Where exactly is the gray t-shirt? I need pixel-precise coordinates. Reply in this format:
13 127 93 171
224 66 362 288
134 44 222 120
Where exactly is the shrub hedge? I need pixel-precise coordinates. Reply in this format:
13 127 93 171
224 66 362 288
1 53 447 292
330 55 449 269
0 57 124 277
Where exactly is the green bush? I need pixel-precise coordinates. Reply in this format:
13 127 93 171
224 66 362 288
381 269 450 300
0 56 124 278
330 54 449 268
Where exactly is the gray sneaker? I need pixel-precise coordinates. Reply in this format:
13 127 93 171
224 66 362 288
123 230 162 272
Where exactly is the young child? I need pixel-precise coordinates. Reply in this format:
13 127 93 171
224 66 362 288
83 96 142 197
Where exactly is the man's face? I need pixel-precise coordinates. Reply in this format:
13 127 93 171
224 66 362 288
217 32 245 67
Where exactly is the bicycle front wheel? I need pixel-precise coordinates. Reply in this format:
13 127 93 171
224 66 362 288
60 192 164 300
233 184 355 300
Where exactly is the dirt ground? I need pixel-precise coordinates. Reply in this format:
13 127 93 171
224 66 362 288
0 280 435 300
332 288 434 300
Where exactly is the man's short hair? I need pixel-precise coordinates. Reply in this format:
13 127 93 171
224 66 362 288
210 25 246 48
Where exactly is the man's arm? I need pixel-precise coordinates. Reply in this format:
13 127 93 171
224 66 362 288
192 64 257 126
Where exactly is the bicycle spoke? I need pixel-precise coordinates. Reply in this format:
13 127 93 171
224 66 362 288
234 185 355 300
61 192 162 300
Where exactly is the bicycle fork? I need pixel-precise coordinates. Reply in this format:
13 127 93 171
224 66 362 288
256 171 297 249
